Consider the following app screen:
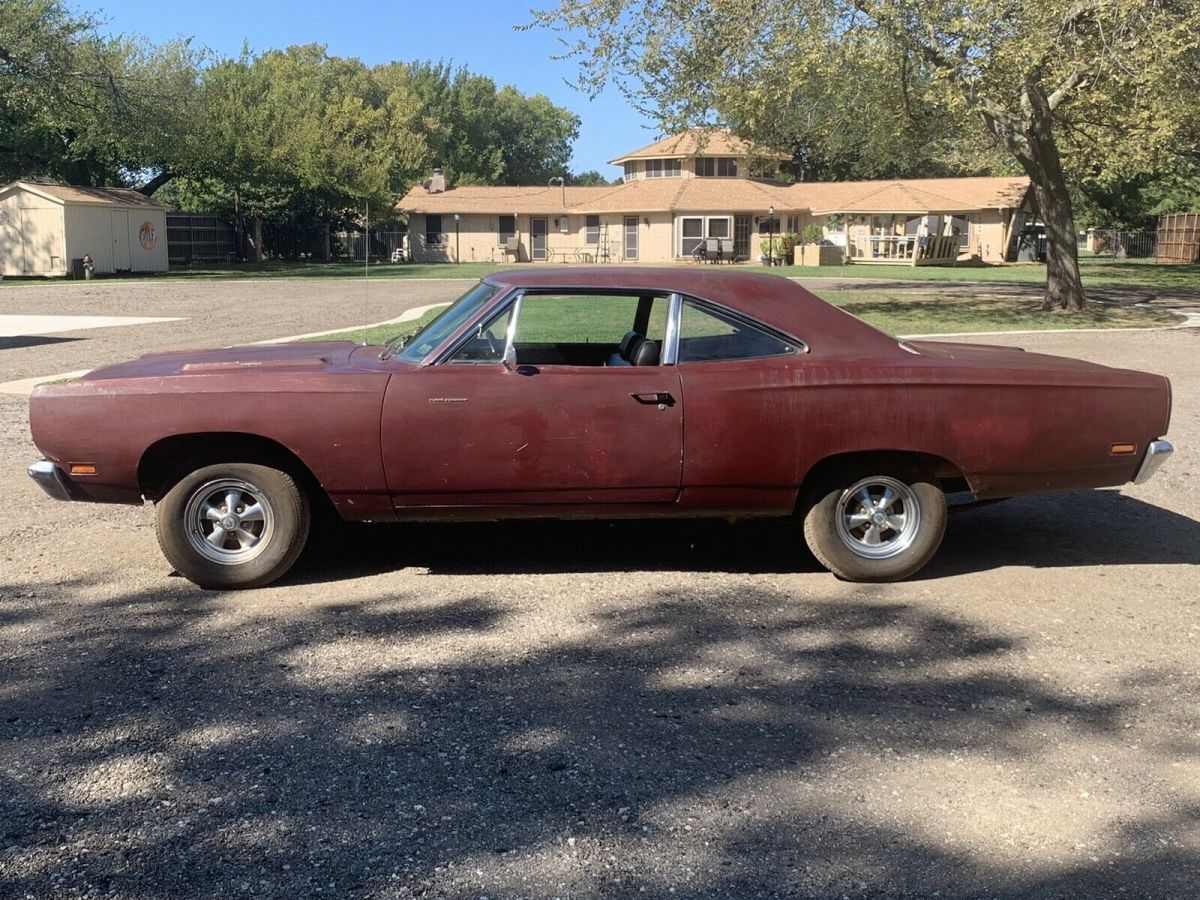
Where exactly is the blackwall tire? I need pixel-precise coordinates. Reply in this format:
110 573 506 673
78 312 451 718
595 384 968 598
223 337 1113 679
803 465 946 582
155 462 310 590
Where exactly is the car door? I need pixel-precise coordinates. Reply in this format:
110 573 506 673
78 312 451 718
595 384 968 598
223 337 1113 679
380 291 683 508
672 297 809 514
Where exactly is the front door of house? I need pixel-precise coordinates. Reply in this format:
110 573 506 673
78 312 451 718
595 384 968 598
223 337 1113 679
734 215 751 261
624 216 639 260
531 217 548 261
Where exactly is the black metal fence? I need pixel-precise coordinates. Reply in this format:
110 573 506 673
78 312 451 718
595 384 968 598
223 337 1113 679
1084 229 1157 259
166 214 237 265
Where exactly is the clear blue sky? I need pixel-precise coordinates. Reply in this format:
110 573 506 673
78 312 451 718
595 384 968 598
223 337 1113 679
88 0 658 176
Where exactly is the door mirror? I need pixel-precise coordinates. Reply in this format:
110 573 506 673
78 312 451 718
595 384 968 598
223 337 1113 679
502 344 517 371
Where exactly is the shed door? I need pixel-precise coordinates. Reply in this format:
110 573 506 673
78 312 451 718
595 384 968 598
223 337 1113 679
111 210 130 270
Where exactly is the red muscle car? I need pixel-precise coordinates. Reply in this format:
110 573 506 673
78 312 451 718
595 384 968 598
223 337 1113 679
28 269 1173 589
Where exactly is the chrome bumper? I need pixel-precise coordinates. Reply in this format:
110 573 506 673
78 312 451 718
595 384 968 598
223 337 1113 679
28 460 74 501
1133 439 1174 485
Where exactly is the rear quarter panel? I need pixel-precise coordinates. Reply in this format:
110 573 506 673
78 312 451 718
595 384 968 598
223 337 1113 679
677 352 1170 503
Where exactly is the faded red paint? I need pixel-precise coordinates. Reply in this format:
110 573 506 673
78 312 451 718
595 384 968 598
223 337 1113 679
29 269 1171 520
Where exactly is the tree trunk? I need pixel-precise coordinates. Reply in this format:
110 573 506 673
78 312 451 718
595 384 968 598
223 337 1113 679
1032 175 1084 311
1021 102 1084 311
970 83 1086 311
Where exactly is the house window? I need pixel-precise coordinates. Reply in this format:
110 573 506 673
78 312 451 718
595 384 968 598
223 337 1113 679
585 215 600 244
498 214 516 245
645 159 682 179
680 217 704 256
678 216 732 256
786 215 799 233
695 158 738 177
757 217 781 235
425 214 443 245
624 162 639 180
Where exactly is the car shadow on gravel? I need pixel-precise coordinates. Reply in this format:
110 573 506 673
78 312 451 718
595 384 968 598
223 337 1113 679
2 580 1196 897
282 489 1198 586
925 489 1200 577
283 517 824 585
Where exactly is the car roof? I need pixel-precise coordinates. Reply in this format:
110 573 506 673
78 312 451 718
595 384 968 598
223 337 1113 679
484 267 899 356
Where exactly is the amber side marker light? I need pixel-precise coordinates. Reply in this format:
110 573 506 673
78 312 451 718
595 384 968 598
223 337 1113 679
69 463 98 476
1109 443 1137 456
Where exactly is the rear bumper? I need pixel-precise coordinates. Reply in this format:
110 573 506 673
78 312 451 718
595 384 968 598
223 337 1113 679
1133 439 1173 485
28 460 75 501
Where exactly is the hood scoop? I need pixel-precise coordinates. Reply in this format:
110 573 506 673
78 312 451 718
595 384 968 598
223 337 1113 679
181 356 331 373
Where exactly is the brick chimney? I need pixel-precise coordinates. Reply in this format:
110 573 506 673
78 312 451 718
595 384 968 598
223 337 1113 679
424 168 447 194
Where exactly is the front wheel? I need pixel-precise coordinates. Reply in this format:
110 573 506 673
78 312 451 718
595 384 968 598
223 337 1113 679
803 468 946 582
156 462 310 590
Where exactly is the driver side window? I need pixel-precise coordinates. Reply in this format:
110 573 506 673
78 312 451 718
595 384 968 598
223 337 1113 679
449 292 668 367
447 303 515 364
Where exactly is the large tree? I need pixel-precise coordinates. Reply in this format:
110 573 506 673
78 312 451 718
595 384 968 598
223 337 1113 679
534 0 1200 310
0 0 200 189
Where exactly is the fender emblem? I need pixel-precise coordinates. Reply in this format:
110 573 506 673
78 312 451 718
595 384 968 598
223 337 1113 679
428 397 469 403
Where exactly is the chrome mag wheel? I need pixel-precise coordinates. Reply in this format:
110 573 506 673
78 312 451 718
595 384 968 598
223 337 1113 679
834 475 922 560
183 478 275 565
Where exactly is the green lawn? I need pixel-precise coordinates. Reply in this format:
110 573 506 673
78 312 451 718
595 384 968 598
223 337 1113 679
774 256 1200 290
5 255 1196 291
300 308 449 345
300 286 1181 347
822 289 1182 335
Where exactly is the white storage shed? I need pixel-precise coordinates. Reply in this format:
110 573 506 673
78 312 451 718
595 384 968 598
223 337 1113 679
0 181 170 277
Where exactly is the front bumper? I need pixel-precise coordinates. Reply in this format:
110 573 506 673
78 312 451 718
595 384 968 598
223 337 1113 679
1133 439 1174 485
28 460 75 501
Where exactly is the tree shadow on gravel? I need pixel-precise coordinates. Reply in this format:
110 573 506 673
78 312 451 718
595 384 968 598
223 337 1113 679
281 489 1198 586
2 577 1197 897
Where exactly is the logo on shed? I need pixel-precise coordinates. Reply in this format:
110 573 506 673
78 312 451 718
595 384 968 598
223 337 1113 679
138 221 157 250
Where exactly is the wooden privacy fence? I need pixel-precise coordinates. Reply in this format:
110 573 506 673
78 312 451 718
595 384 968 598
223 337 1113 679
1156 213 1200 264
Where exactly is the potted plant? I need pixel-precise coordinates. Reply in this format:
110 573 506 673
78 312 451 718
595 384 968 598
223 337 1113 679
775 232 797 265
794 224 842 266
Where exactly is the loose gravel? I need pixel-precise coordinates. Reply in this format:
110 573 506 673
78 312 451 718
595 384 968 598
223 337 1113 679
1 282 1198 898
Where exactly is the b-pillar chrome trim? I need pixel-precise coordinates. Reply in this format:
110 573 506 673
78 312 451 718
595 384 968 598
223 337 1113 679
662 292 682 365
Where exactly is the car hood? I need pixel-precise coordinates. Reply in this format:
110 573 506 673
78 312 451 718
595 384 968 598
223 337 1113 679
78 341 360 382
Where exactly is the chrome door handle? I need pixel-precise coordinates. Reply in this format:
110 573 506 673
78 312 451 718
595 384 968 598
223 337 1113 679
631 391 675 407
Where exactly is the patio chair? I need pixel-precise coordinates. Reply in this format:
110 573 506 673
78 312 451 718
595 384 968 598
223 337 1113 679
704 237 721 263
718 237 734 263
692 242 707 264
501 236 520 262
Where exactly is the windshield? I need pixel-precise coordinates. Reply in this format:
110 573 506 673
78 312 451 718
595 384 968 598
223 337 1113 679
390 281 505 363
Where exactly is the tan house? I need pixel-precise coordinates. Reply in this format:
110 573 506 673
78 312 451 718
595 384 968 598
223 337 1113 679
396 130 1031 266
0 181 170 277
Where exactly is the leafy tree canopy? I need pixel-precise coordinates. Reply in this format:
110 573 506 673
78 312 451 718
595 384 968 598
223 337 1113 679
532 0 1200 309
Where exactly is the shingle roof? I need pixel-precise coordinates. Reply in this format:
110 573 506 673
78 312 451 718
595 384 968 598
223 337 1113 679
608 129 791 164
799 177 1030 214
2 181 170 208
397 174 1029 217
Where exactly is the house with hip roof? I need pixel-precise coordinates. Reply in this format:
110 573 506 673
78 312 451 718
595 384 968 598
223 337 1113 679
396 129 1032 266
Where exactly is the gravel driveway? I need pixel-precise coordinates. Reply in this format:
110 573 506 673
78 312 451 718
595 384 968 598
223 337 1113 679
1 280 1198 898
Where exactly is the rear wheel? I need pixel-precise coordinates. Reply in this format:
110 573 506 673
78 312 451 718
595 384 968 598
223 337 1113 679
803 465 946 582
156 462 310 589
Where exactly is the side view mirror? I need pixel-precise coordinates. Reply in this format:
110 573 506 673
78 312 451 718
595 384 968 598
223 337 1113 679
502 345 517 371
